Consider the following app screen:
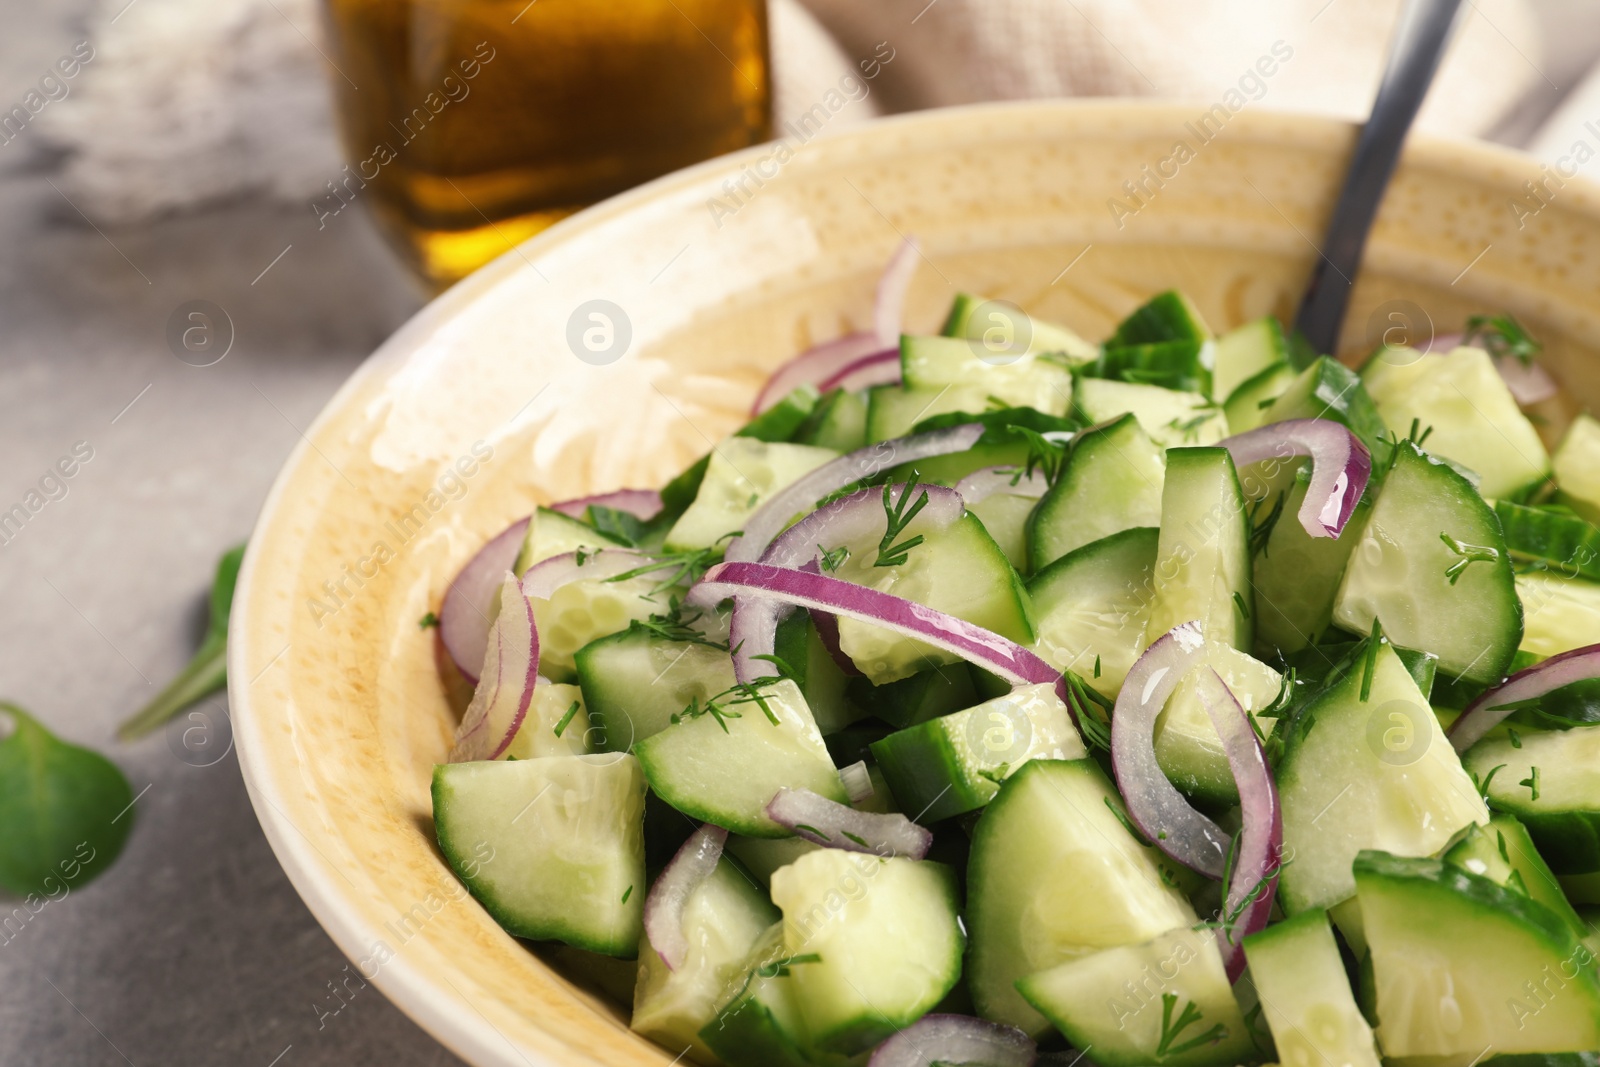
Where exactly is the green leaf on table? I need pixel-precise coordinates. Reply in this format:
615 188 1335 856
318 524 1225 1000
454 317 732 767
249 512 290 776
117 542 244 740
0 703 134 896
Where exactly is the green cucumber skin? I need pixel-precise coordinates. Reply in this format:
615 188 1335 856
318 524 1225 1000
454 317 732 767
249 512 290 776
1262 356 1388 458
1492 809 1600 876
1495 501 1600 581
658 384 821 518
1087 339 1210 395
1222 361 1295 434
898 406 1081 487
1446 815 1589 936
846 664 977 731
1109 290 1210 346
795 388 868 452
1027 413 1164 572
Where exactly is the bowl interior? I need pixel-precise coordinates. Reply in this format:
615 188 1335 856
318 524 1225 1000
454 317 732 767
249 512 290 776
230 100 1600 1067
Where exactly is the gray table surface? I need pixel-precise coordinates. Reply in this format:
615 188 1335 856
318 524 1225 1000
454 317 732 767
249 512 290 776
4 0 1600 1062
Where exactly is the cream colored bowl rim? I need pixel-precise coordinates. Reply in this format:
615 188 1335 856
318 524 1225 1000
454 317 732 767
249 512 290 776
227 98 1548 1066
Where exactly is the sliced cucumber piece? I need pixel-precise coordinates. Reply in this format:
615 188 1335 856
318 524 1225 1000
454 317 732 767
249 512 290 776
1495 501 1600 582
1029 527 1158 699
900 335 1075 414
502 682 591 760
1253 471 1373 655
1333 441 1523 685
1364 347 1551 499
1277 638 1488 913
1213 317 1289 403
967 491 1035 573
575 627 736 753
865 384 981 443
1518 569 1600 659
631 857 778 1060
830 509 1033 685
1244 909 1381 1067
1027 413 1165 570
1555 414 1600 525
795 388 867 452
1222 360 1296 435
665 437 838 553
1146 446 1251 653
657 387 822 523
1356 850 1600 1056
1154 642 1282 806
1074 378 1227 448
870 682 1086 823
724 836 819 888
699 924 828 1067
847 664 977 730
1463 725 1600 874
1262 356 1387 457
898 406 1081 487
1444 815 1587 936
514 505 627 576
1089 338 1211 395
941 292 1099 363
967 759 1197 1034
1108 290 1211 346
1016 925 1253 1067
633 679 845 837
432 754 646 955
768 849 963 1053
774 612 861 735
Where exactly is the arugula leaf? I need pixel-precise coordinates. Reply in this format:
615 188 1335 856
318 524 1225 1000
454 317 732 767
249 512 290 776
117 543 244 740
0 703 135 895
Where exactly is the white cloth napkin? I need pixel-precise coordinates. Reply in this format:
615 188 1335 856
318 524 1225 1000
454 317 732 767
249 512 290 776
32 0 1551 224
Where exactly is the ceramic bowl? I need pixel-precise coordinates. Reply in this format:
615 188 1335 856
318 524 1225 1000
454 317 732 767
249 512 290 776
229 100 1600 1067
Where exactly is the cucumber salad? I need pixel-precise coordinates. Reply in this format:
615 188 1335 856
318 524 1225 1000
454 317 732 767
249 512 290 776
429 240 1600 1066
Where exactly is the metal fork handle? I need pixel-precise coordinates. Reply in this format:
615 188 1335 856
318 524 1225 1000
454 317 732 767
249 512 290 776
1292 0 1467 360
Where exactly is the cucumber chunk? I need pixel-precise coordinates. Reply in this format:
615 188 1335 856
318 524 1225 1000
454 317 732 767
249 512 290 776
768 849 963 1053
502 682 591 760
941 292 1099 363
1109 290 1212 346
1029 527 1159 699
431 754 646 956
1262 356 1387 456
1074 378 1228 448
847 663 977 730
665 437 838 552
1495 501 1600 582
1222 361 1296 435
1212 317 1289 403
870 682 1087 822
1015 925 1253 1067
830 509 1033 685
1554 414 1600 525
1333 441 1523 685
1243 909 1382 1067
700 923 855 1067
1355 850 1600 1056
1444 815 1587 936
514 505 628 576
774 612 862 735
657 387 822 522
1518 570 1600 658
796 388 867 452
1463 725 1600 874
633 679 845 837
1154 642 1282 806
1088 338 1212 395
575 627 737 753
1146 447 1252 653
1363 347 1550 499
899 335 1075 417
967 490 1036 573
631 857 778 1060
724 836 819 888
1253 471 1372 655
1028 413 1166 570
1277 638 1488 913
967 759 1197 1034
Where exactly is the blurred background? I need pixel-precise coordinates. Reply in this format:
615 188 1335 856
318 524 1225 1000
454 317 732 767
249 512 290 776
3 0 1600 1062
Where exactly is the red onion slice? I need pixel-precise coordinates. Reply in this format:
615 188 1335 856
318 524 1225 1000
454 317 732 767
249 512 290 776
1448 643 1600 753
766 788 931 858
449 573 539 762
547 489 663 521
1219 418 1371 538
1493 353 1558 406
689 562 1073 716
868 1015 1036 1067
1109 622 1231 879
954 466 1049 506
751 331 884 416
520 547 648 600
440 517 529 684
875 236 921 346
1193 667 1283 982
643 823 728 971
728 424 984 564
839 761 875 804
817 347 901 393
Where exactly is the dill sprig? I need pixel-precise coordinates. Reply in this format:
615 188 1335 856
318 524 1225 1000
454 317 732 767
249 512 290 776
875 483 930 568
672 675 790 732
628 598 728 650
1157 994 1227 1056
1247 490 1287 559
1465 313 1541 366
1440 532 1500 585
